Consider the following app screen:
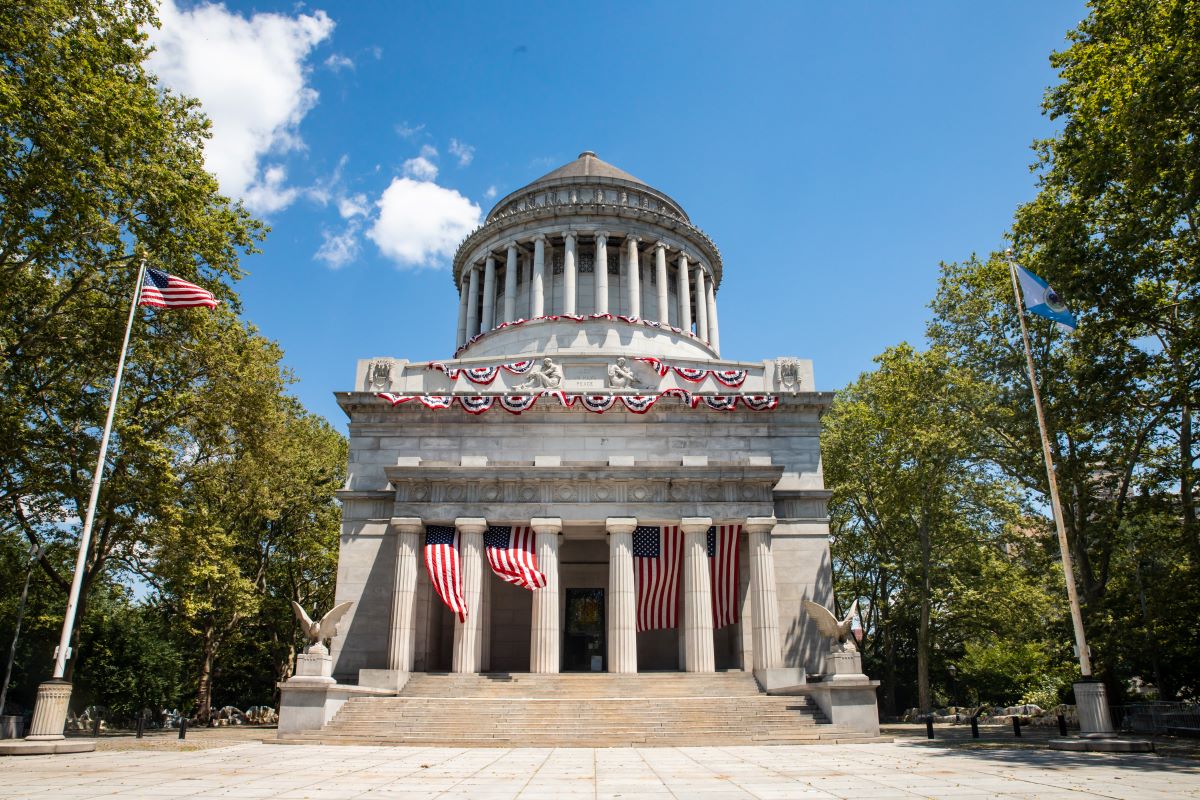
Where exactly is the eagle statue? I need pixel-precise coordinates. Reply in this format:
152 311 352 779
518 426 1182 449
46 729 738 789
291 600 354 654
802 599 859 653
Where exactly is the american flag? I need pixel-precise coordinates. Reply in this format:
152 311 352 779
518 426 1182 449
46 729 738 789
708 525 741 628
484 526 546 591
424 525 466 621
138 267 219 309
634 525 682 631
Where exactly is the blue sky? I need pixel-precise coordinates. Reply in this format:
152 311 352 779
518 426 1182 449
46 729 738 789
146 1 1088 429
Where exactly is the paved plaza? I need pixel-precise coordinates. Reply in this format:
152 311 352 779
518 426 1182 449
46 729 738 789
1 738 1197 800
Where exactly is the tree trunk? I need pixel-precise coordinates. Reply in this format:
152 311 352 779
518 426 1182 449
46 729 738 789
1181 400 1198 559
194 628 216 725
917 518 932 713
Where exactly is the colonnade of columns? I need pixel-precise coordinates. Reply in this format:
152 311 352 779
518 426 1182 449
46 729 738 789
384 515 781 675
455 233 720 353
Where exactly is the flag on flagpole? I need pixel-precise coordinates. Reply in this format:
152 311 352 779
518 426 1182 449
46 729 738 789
634 525 682 631
138 267 219 309
708 525 740 629
424 525 466 620
1014 265 1077 331
484 526 546 591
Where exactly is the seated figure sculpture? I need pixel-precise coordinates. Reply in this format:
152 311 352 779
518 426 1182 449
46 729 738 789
519 357 563 389
607 357 642 389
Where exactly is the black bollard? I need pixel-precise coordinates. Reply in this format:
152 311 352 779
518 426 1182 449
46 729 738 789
136 713 144 739
925 718 934 739
178 718 187 740
1057 714 1067 736
1012 716 1022 737
970 717 979 738
92 716 101 737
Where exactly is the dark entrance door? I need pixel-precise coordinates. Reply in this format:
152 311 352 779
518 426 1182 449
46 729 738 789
563 588 605 671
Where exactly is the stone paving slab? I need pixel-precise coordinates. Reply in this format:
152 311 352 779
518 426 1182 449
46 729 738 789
1 740 1198 799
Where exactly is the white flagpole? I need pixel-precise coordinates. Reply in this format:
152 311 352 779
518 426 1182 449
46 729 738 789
49 258 147 679
1006 252 1093 678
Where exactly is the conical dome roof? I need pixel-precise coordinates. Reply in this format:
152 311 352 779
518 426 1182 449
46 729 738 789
530 151 648 186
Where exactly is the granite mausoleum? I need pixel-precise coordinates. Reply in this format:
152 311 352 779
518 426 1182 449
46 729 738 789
277 152 882 745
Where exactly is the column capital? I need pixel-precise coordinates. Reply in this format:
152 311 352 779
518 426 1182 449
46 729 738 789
605 517 638 536
485 254 496 265
530 517 563 535
592 230 609 241
532 233 548 244
454 517 488 536
743 516 777 535
625 234 641 245
654 240 669 251
680 517 714 535
389 517 423 535
562 230 577 243
677 251 690 263
506 240 520 253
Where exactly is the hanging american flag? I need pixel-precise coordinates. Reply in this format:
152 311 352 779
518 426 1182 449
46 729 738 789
484 526 546 591
138 267 218 309
634 525 682 631
708 525 741 628
424 525 466 621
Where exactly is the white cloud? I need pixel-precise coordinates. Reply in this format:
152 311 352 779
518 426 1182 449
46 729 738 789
367 178 481 269
403 156 438 181
337 192 369 219
315 222 361 269
448 138 475 167
395 121 426 140
484 185 498 200
324 53 354 72
147 1 334 211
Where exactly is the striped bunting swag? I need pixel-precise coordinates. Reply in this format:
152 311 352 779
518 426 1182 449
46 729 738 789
742 395 780 411
634 525 682 631
424 526 466 621
484 526 546 591
459 395 494 415
501 360 534 374
708 525 741 629
712 369 748 388
634 356 670 377
621 395 658 414
674 366 708 382
580 395 617 413
499 394 538 414
702 396 739 411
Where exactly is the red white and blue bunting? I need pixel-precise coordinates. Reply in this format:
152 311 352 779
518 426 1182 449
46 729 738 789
634 357 748 388
427 359 534 384
375 391 778 414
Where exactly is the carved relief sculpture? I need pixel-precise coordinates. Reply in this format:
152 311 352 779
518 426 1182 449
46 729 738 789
606 357 642 389
776 358 800 394
518 357 563 389
367 360 393 391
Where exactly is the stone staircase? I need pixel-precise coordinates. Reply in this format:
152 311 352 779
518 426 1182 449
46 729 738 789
278 672 889 747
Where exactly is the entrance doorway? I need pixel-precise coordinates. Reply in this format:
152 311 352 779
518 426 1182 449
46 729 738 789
563 588 605 671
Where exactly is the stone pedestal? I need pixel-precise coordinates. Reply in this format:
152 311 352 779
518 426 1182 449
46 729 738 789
796 678 882 737
294 651 335 683
26 679 71 740
827 651 868 682
1075 680 1115 736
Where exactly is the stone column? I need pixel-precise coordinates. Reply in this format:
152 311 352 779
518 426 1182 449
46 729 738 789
744 517 783 671
455 274 469 348
706 278 720 354
481 255 497 332
530 518 562 673
532 235 546 318
677 252 692 332
465 266 481 339
387 517 422 673
563 232 577 315
680 517 716 672
452 517 487 673
606 517 638 673
694 266 709 343
594 232 609 314
654 242 669 324
503 242 518 324
626 236 641 317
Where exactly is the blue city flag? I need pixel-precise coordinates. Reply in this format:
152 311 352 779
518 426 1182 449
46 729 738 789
1015 265 1077 332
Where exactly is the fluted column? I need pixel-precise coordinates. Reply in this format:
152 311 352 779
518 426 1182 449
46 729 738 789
706 278 720 354
563 232 577 315
452 517 486 673
626 236 641 317
503 242 518 324
455 275 469 347
594 232 609 314
387 517 422 672
654 242 669 324
677 253 692 332
530 517 562 673
606 517 638 673
532 235 546 318
745 517 783 671
481 255 497 332
465 266 481 339
680 517 716 672
694 266 709 343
